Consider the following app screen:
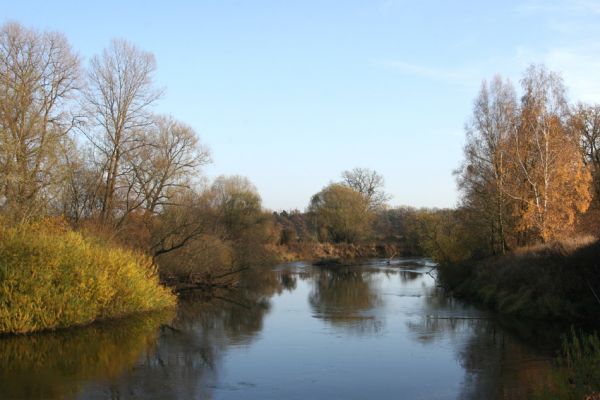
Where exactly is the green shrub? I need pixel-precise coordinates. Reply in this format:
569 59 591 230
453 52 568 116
0 223 176 334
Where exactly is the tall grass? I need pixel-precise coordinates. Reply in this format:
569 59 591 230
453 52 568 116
0 221 176 334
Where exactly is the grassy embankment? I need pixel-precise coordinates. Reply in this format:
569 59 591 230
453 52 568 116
0 222 176 335
438 237 600 321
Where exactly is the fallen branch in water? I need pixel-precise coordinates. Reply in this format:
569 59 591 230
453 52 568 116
164 266 250 293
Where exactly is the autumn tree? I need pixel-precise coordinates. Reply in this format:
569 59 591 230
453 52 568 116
341 167 390 210
0 22 81 220
83 39 162 224
309 183 373 243
458 65 593 248
506 65 591 242
569 103 600 202
456 76 518 254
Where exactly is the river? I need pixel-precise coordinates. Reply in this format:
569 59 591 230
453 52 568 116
0 259 565 399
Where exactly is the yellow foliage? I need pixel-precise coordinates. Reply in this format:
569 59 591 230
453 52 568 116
0 223 176 334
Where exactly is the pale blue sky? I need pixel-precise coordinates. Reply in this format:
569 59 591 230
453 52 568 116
3 1 600 210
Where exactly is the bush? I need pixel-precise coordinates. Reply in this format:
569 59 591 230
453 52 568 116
0 222 176 334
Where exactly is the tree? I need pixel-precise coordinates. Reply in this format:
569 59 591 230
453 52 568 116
0 22 81 220
569 103 600 202
416 208 479 264
456 76 518 254
126 114 211 215
152 175 276 281
341 167 390 210
83 39 162 224
59 144 104 223
209 175 265 240
457 65 593 248
309 183 373 243
506 65 591 242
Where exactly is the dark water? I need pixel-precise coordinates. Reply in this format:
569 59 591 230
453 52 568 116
0 259 565 399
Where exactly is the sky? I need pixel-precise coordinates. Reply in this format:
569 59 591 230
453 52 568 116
3 0 600 211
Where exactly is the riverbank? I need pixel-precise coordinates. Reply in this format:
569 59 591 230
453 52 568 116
438 237 600 322
0 222 176 335
273 241 410 265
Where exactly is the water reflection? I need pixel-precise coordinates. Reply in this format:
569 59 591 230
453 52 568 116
79 268 285 399
407 285 561 399
0 260 570 400
308 267 383 334
0 311 174 400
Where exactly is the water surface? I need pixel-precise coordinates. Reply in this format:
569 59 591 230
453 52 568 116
0 259 562 399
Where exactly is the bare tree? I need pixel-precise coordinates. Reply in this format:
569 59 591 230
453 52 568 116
0 22 81 220
341 167 390 210
55 143 102 223
83 39 162 224
127 114 211 215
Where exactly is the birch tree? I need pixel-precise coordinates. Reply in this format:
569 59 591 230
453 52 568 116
506 65 591 241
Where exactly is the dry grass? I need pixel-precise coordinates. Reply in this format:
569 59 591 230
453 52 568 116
514 235 597 256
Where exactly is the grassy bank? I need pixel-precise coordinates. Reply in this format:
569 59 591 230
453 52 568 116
438 238 600 321
0 222 176 334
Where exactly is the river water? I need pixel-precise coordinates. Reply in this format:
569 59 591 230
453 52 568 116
0 259 565 399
